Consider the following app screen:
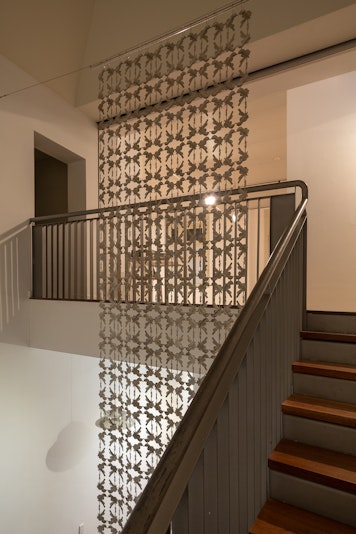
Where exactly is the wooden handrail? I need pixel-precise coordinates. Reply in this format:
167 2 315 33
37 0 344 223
122 183 308 533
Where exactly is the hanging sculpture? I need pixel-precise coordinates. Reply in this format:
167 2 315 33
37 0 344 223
97 4 250 531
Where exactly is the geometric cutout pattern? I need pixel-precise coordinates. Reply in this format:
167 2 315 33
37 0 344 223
98 6 250 532
98 303 239 530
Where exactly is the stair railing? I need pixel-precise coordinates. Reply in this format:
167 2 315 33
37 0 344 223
0 220 31 334
30 181 302 304
121 182 308 533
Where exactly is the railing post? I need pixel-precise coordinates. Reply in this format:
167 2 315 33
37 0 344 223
32 224 43 299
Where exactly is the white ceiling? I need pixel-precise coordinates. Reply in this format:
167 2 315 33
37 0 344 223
0 0 355 113
0 0 355 182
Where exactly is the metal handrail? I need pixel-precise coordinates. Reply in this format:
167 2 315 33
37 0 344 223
30 180 306 225
122 183 308 533
0 219 30 245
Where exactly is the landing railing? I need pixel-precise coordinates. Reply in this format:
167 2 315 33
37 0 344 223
121 182 308 532
0 221 31 334
31 181 301 304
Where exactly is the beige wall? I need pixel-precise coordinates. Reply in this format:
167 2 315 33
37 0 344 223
287 70 356 312
0 54 98 235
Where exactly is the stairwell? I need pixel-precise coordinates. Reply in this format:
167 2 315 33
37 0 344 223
250 311 356 533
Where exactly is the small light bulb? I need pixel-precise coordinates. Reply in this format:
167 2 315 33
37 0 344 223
205 194 216 206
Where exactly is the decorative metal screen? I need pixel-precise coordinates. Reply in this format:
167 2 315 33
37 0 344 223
97 5 250 532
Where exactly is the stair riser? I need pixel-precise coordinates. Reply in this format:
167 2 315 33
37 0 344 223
293 373 356 404
301 339 356 365
307 312 356 334
283 414 356 456
270 470 356 527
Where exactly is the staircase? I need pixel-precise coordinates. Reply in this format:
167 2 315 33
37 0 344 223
250 311 356 533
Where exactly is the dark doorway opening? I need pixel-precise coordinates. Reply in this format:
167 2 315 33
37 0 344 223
34 132 86 218
35 150 68 217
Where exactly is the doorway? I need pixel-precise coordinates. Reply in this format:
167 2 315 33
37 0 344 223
34 132 86 218
35 149 68 217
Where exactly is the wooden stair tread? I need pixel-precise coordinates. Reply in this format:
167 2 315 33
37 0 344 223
282 394 356 428
301 330 356 343
269 439 356 494
249 499 356 533
293 360 356 380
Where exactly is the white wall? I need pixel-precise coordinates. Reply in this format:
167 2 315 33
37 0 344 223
0 343 99 534
29 300 100 357
0 54 98 235
287 71 356 312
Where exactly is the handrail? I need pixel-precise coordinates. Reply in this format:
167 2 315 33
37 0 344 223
0 219 30 245
122 183 308 533
30 180 306 225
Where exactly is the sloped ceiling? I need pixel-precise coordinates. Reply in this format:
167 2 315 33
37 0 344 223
0 0 96 105
1 0 356 118
0 0 355 184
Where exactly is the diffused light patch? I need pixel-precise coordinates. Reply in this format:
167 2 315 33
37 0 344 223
204 194 216 206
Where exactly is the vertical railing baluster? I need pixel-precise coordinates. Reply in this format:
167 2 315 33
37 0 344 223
201 206 207 306
0 244 3 330
97 216 102 301
66 222 70 300
148 208 153 303
72 222 76 299
174 207 178 305
90 219 94 300
80 219 84 300
58 223 61 299
124 211 130 303
4 244 9 323
77 220 81 299
69 222 74 299
132 212 136 303
156 206 162 304
245 199 249 301
82 219 86 300
212 208 216 307
63 221 66 299
140 214 144 303
14 236 20 312
183 208 187 305
51 224 55 299
222 198 227 306
164 210 169 305
56 223 59 299
46 225 49 298
256 199 261 281
9 239 14 317
192 203 197 306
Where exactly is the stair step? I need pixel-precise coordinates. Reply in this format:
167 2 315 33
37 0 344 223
293 371 356 404
249 499 356 533
282 394 356 428
293 360 356 380
301 330 356 343
268 439 356 494
270 470 356 527
306 311 356 336
301 338 356 365
283 414 356 456
301 339 356 365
